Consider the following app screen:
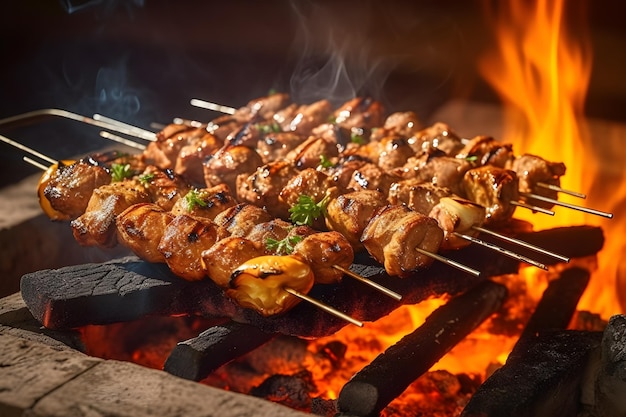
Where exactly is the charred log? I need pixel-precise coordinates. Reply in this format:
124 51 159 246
20 226 603 338
163 320 276 381
461 330 602 417
336 279 508 417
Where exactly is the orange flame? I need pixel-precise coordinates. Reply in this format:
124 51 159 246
478 0 625 318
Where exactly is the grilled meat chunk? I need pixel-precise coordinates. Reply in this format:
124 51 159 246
71 180 151 247
456 135 515 168
292 231 354 284
138 166 190 211
399 154 474 196
256 131 305 164
43 157 111 220
361 205 444 278
158 214 226 281
246 218 294 248
462 166 519 224
286 135 339 170
428 197 486 250
334 97 385 130
388 180 454 215
213 203 274 237
203 145 263 191
236 161 299 219
171 184 237 220
144 126 206 170
325 190 387 249
370 111 424 142
409 122 464 156
347 162 401 195
174 132 223 186
115 203 174 263
376 135 416 172
277 99 333 135
510 154 566 209
200 236 265 287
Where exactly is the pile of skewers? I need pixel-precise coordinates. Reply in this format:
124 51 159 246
0 92 613 327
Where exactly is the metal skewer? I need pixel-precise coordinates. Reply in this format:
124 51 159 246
520 192 613 219
0 134 57 164
99 131 147 150
23 156 51 171
536 182 586 199
453 232 548 270
190 98 237 115
284 287 363 327
416 248 481 277
0 108 157 141
93 114 156 141
333 265 402 301
472 226 570 262
511 200 555 215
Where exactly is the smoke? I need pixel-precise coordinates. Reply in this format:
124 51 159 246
288 1 395 106
58 0 145 16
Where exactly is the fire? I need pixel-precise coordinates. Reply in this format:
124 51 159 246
478 0 624 318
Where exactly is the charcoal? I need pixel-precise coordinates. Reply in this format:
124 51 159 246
592 314 626 417
163 320 275 381
520 266 590 340
336 279 508 417
461 330 602 417
20 226 604 337
249 370 315 412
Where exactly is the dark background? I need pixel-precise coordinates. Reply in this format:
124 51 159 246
1 0 625 187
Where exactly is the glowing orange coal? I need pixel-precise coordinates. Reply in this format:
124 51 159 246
478 0 624 318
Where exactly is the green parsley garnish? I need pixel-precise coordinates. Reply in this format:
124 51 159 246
350 131 365 145
256 122 281 134
138 173 155 186
289 194 331 226
184 189 208 211
327 115 337 124
319 154 333 169
265 235 303 255
110 163 133 182
465 155 479 162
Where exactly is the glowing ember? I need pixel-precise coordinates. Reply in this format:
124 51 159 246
478 0 624 318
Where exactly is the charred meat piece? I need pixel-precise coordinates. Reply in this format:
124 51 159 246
236 161 299 219
71 180 151 247
138 166 190 211
200 236 266 287
158 214 227 281
292 231 354 284
174 132 223 186
206 115 246 142
510 154 566 209
409 122 464 156
213 203 274 237
246 218 294 249
401 154 474 196
462 166 519 224
361 205 444 278
43 157 112 220
144 126 206 170
171 184 237 220
278 99 333 135
456 135 515 168
203 145 263 191
241 92 292 122
334 97 385 130
388 180 455 215
376 135 416 172
256 131 305 164
347 162 402 195
286 135 339 170
115 203 174 263
370 111 424 142
325 190 388 250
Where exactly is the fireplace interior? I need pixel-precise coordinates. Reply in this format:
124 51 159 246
1 1 626 416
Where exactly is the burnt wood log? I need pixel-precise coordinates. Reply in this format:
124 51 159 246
336 279 508 417
163 320 276 381
592 314 626 417
519 266 590 340
460 267 598 417
461 330 602 417
20 226 603 338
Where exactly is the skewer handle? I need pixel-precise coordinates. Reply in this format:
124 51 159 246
190 98 237 115
453 232 548 270
511 200 555 215
472 226 570 262
284 287 364 327
332 265 402 301
536 182 586 199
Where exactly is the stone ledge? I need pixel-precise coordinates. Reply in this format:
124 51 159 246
0 294 309 417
